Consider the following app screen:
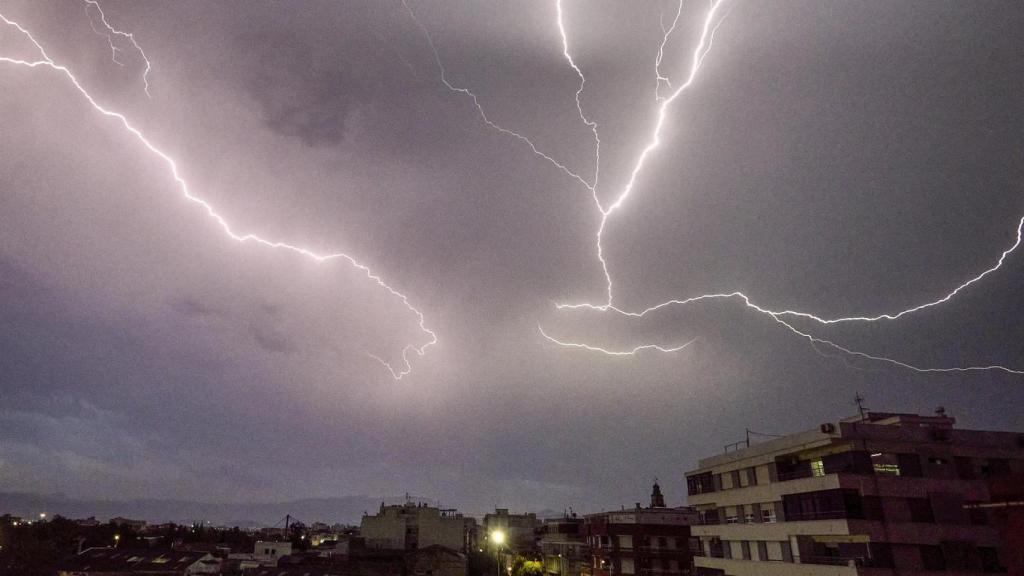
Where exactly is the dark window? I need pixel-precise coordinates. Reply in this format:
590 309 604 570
699 508 719 525
660 558 669 570
920 546 945 571
955 457 975 479
730 470 741 487
707 539 724 559
930 493 967 524
861 496 884 521
941 541 980 571
868 543 894 569
979 547 1003 573
756 541 768 561
780 541 793 563
782 489 856 521
746 467 758 486
775 456 812 481
908 498 935 523
986 458 1011 477
687 472 715 495
822 451 874 475
657 537 667 548
740 541 751 560
898 454 923 477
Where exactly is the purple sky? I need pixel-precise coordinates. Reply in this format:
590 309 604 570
1 0 1022 517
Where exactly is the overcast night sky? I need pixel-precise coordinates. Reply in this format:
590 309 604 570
1 0 1023 518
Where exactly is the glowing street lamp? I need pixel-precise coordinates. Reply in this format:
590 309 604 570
113 534 121 548
489 530 506 576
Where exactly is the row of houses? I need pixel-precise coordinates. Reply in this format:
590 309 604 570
38 407 1024 576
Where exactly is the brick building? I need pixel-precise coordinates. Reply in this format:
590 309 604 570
584 484 698 576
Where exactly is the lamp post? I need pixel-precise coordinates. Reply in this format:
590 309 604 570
490 530 506 576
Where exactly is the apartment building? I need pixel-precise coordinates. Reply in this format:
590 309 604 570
483 508 541 554
540 514 589 576
584 484 699 576
361 502 475 552
685 410 1024 575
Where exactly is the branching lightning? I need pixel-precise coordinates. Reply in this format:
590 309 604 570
555 0 601 192
542 0 1024 374
654 1 683 102
401 0 597 193
82 0 152 97
0 12 436 379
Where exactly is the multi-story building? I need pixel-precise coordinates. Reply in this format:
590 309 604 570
540 514 589 576
361 502 475 553
685 410 1024 575
584 484 698 576
483 508 541 554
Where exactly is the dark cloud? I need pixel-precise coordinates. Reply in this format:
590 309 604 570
0 0 1021 516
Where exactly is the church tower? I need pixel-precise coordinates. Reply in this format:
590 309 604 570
650 480 666 508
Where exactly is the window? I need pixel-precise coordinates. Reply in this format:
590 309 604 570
657 537 667 548
979 547 1003 573
740 541 751 560
687 472 716 495
760 504 776 523
810 459 825 477
744 505 755 523
908 498 935 523
725 507 738 524
756 541 767 562
920 545 945 571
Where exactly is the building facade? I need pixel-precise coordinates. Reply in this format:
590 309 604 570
361 502 474 553
583 492 697 576
540 515 590 576
483 508 541 554
685 411 1024 575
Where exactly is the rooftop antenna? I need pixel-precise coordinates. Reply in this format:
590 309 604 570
854 393 868 420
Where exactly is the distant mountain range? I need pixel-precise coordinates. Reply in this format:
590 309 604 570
0 492 435 527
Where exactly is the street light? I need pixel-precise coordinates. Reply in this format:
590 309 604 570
114 534 120 548
490 531 506 576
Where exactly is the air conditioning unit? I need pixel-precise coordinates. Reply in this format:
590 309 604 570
820 423 836 434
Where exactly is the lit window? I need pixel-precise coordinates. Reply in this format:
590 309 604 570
810 459 825 477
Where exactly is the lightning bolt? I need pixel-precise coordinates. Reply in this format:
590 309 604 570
545 0 1024 374
654 1 683 102
82 0 152 97
401 0 597 193
0 12 436 379
555 0 601 192
538 326 696 356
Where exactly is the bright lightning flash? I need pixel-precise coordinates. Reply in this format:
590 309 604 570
549 0 1024 374
0 11 436 379
405 0 1022 374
